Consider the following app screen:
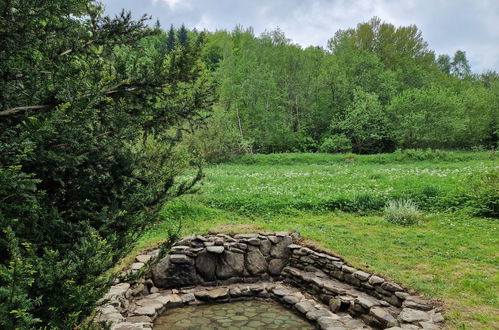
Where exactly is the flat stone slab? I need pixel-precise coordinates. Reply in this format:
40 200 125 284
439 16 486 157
206 246 224 254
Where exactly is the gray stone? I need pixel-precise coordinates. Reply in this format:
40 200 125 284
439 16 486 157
147 249 160 257
176 235 194 246
195 251 217 281
111 322 148 330
152 256 197 288
268 235 278 244
402 296 433 311
368 275 385 285
341 265 356 274
343 318 367 328
419 322 440 329
245 247 268 275
135 298 163 310
195 235 208 241
400 325 420 330
270 235 292 258
295 301 315 314
100 312 125 323
432 313 444 323
268 258 287 275
164 294 183 307
234 233 259 239
370 306 397 327
382 281 403 292
399 308 431 323
104 283 130 300
195 288 230 300
126 316 152 323
133 306 156 316
130 262 144 270
283 295 300 304
259 239 272 256
288 244 302 249
169 254 192 264
329 296 341 312
353 270 371 281
384 294 403 307
100 305 119 314
216 251 245 279
395 291 410 300
247 238 261 246
135 255 152 263
317 316 343 329
306 308 334 321
235 242 248 250
272 287 292 296
181 293 195 303
171 245 190 253
229 286 242 297
344 273 361 286
206 246 224 254
355 297 379 309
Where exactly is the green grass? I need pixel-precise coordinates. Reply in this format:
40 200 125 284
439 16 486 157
131 152 498 329
189 151 496 216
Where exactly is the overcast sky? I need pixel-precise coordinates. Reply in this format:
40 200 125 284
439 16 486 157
101 0 499 72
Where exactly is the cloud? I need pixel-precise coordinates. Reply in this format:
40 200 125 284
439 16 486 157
101 0 499 72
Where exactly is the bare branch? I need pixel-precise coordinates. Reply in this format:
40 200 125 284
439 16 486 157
0 105 50 117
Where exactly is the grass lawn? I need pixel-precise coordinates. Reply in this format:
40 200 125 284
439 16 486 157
131 152 498 329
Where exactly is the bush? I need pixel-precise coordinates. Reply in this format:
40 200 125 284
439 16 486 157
0 3 213 327
464 168 498 217
384 199 423 225
353 193 385 212
319 134 352 153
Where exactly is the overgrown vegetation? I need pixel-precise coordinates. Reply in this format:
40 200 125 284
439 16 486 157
1 1 497 328
176 152 497 217
0 1 213 327
384 199 423 225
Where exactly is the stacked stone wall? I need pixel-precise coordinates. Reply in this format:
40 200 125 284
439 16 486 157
96 232 444 330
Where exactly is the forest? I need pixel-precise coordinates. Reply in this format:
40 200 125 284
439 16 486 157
0 1 497 329
177 18 498 159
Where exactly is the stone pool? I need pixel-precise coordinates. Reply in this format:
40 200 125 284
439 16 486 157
153 299 314 329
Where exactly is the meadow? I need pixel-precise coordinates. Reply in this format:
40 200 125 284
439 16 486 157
133 151 498 329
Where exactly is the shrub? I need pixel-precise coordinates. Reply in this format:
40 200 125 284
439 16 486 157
464 168 498 217
353 193 385 212
384 199 423 225
319 134 352 153
0 3 213 327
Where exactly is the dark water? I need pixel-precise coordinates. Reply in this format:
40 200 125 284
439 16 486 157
154 299 314 329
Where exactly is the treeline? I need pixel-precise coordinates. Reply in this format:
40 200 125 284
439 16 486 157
164 18 498 160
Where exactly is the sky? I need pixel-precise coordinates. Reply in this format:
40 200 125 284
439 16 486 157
101 0 499 73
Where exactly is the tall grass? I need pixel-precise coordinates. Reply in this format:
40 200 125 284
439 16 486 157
183 152 496 217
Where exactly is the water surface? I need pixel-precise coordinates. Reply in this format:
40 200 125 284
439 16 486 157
154 299 314 329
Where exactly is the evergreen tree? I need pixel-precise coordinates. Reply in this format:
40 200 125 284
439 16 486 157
154 18 161 30
177 23 189 47
0 2 214 327
166 24 176 51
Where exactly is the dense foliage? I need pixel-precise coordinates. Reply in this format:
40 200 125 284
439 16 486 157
0 1 213 327
180 18 498 160
0 4 497 327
